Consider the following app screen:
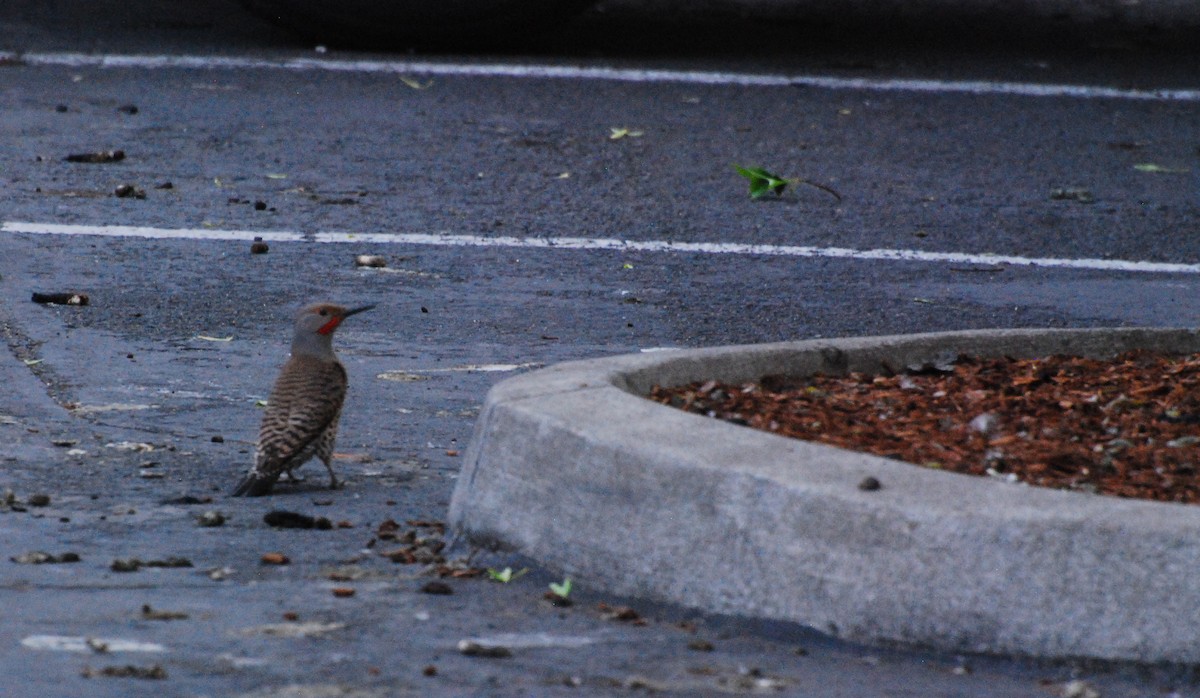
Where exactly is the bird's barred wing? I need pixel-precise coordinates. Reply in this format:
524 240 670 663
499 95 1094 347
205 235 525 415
253 359 348 476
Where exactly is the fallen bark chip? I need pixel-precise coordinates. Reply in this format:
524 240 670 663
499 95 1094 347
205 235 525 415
457 640 512 658
435 563 487 578
65 150 125 163
86 664 167 680
114 184 146 199
111 558 142 572
599 603 642 622
421 581 454 595
117 104 139 114
264 510 333 529
144 557 193 568
375 518 402 539
196 511 226 527
688 639 716 652
380 548 416 564
261 552 290 565
154 181 173 189
253 200 267 211
385 543 445 565
858 476 882 491
423 664 438 677
250 238 270 254
651 349 1200 504
331 587 356 598
160 495 211 505
31 292 89 306
27 493 51 507
141 604 189 621
355 255 388 268
12 551 80 564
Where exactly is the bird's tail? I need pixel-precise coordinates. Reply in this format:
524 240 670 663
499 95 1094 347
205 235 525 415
231 473 275 497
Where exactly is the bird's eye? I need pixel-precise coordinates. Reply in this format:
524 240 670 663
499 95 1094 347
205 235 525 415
319 309 328 316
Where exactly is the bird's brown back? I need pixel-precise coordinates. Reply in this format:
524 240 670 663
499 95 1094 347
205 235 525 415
255 355 348 472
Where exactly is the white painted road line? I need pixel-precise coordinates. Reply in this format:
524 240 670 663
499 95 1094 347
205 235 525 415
6 51 1199 102
1 222 305 242
5 221 1199 275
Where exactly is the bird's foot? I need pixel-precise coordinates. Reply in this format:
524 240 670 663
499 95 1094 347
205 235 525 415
327 476 342 490
281 470 307 483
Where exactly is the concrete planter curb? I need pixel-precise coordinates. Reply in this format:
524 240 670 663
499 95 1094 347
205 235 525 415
448 328 1200 664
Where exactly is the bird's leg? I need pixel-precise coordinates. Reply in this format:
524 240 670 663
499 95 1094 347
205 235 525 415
321 459 341 490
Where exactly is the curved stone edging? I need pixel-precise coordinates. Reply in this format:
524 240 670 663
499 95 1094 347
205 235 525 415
448 327 1200 663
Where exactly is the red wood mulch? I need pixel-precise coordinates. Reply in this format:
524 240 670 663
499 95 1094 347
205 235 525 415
649 349 1200 504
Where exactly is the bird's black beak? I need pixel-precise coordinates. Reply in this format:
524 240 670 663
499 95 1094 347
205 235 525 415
343 304 376 318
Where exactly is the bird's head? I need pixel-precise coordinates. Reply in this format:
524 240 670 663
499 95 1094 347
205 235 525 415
294 302 376 340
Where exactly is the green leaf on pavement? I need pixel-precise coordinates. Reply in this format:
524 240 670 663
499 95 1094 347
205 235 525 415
487 567 528 583
548 578 572 599
734 165 790 199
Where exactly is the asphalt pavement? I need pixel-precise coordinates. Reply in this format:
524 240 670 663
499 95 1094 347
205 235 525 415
1 1 1199 696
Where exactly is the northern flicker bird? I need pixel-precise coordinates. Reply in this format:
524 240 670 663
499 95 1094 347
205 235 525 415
231 302 375 497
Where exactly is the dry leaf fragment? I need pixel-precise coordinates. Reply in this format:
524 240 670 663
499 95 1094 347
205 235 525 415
609 127 644 140
400 76 433 89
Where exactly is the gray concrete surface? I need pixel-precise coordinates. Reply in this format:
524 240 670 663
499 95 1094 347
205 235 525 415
450 327 1200 664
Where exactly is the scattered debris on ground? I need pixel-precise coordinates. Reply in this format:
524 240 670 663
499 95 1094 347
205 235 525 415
160 495 212 505
355 255 388 268
195 511 226 527
110 557 193 572
140 604 189 621
31 292 88 306
421 581 454 595
113 184 146 199
82 664 167 680
11 551 80 564
65 149 125 163
598 603 645 625
264 510 332 529
458 640 512 658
